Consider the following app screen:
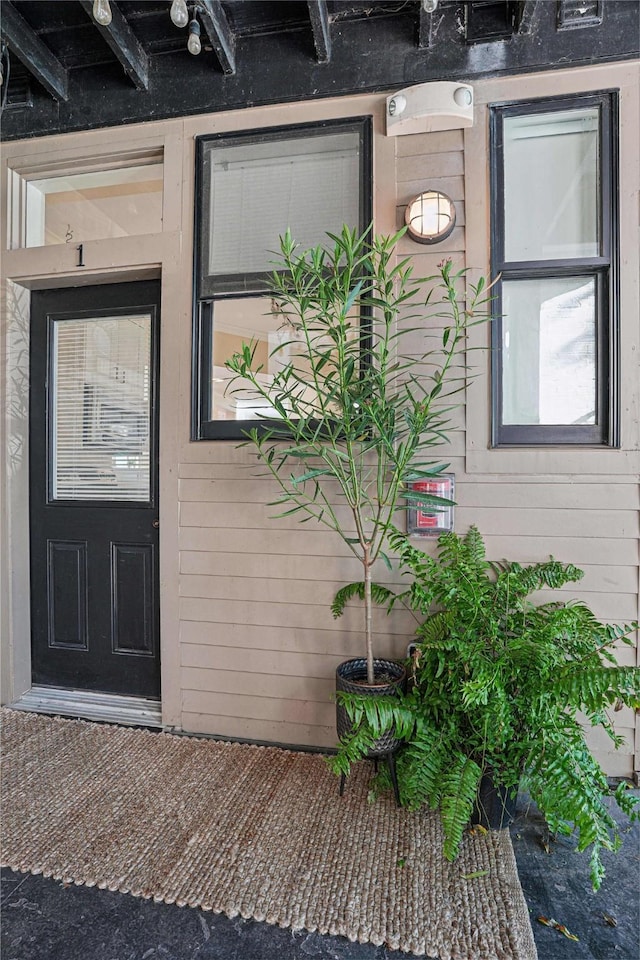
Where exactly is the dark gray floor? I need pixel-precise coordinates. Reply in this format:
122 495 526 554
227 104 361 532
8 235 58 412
2 792 638 960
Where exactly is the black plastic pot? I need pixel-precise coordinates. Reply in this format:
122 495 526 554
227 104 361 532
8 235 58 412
335 658 407 757
470 774 518 830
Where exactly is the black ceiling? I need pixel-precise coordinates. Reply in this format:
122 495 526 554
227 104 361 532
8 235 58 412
1 0 638 140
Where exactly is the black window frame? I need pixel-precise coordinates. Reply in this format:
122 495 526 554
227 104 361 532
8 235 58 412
192 116 373 441
490 90 619 447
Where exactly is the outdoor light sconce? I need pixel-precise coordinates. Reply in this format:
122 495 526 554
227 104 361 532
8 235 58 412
386 81 474 136
405 190 456 245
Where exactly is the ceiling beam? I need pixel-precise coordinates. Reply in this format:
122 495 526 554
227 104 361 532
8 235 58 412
517 0 539 34
78 0 149 91
199 0 236 76
418 3 443 49
0 1 69 101
307 0 331 62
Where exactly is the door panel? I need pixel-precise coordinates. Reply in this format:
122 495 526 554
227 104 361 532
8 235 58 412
30 282 161 699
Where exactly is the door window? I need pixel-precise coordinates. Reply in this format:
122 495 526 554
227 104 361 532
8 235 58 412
51 314 152 502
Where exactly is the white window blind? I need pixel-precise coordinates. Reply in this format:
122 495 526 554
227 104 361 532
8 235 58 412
207 132 360 275
51 314 151 502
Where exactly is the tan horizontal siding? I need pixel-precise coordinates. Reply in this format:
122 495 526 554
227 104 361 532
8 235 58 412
600 645 637 668
182 690 335 728
396 251 466 279
179 526 373 557
397 151 464 182
180 573 400 604
531 591 637 621
179 444 277 465
179 462 270 480
455 482 639 511
180 711 335 749
179 561 637 596
480 536 638 567
587 724 635 756
397 176 464 205
177 513 637 564
397 226 465 255
182 654 341 692
591 752 635 778
454 507 638 539
180 549 363 580
396 130 465 157
179 596 416 635
181 664 334 700
179 501 360 531
179 620 406 659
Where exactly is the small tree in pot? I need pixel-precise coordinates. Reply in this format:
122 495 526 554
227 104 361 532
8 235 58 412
226 226 490 706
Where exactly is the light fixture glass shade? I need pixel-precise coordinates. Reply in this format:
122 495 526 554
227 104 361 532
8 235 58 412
187 20 202 55
405 191 456 244
170 0 189 28
92 0 112 26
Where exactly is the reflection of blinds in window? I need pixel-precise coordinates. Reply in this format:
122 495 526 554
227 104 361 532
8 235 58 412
51 315 151 502
208 147 360 275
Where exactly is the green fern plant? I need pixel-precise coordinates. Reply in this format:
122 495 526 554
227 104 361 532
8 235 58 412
329 525 640 888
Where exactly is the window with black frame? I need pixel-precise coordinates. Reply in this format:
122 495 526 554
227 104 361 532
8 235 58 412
192 118 372 440
490 92 619 446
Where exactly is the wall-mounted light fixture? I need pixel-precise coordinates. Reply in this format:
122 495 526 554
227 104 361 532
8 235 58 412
386 81 474 136
404 191 457 245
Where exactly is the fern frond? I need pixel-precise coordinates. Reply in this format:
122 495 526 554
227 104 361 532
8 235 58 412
415 611 452 647
525 727 619 889
331 582 397 618
326 724 380 778
462 525 487 567
613 782 640 822
329 692 415 780
394 721 454 810
555 665 640 714
439 755 482 861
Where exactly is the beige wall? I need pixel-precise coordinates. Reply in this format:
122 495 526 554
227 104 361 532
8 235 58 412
1 62 638 775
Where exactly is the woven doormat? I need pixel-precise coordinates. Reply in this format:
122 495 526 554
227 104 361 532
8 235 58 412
1 708 537 959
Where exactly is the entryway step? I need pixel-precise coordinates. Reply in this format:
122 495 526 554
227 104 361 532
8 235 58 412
9 686 162 728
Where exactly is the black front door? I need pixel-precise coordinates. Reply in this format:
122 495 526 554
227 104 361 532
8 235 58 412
29 282 161 699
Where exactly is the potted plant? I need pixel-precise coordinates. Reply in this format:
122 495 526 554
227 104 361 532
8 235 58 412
330 525 640 889
225 226 491 737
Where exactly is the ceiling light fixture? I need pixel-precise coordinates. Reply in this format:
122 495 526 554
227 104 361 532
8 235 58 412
91 1 206 59
187 16 202 55
170 0 189 28
92 0 113 27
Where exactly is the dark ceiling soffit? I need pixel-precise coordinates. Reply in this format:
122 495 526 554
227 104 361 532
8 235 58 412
78 0 149 91
307 0 331 63
1 1 639 142
199 0 236 76
0 1 69 102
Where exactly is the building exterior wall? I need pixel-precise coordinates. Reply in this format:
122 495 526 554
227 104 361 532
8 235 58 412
1 61 638 775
